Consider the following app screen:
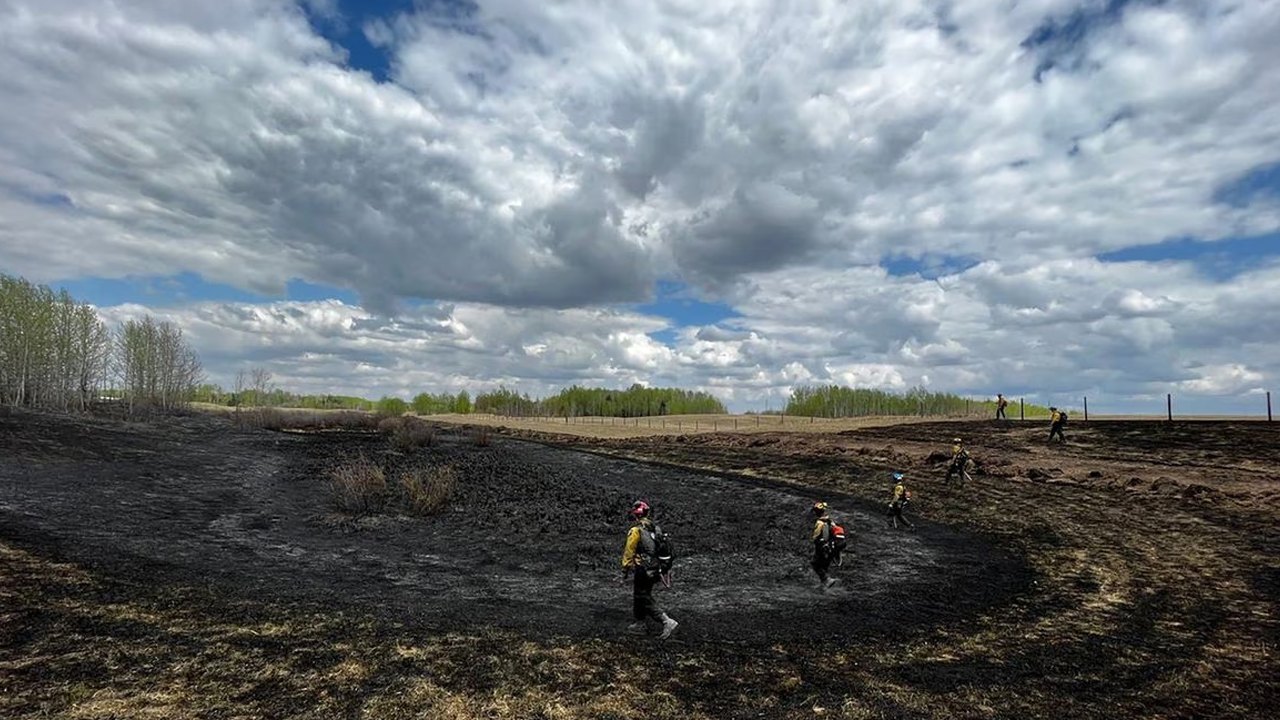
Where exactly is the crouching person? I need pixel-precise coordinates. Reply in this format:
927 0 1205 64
621 500 679 640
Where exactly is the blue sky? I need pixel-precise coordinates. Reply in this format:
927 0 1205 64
3 0 1280 413
303 0 415 82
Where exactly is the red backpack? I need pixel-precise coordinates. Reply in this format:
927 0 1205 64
827 521 848 553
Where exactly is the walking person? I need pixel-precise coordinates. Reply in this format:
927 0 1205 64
1048 406 1067 443
809 502 846 590
996 393 1009 420
886 473 915 530
621 500 679 639
945 438 972 486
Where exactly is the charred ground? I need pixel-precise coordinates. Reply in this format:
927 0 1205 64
1 410 1277 719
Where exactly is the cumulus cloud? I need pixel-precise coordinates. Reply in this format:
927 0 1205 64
3 0 1280 410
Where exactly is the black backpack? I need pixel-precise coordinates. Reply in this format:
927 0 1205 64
1058 411 1069 424
642 523 675 575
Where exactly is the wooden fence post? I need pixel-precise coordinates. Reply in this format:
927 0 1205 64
1084 396 1088 421
1020 398 1025 421
1167 393 1173 422
1267 391 1272 422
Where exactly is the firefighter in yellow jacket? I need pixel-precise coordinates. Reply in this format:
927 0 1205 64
621 500 678 639
886 473 915 530
945 437 971 485
1049 407 1067 443
809 502 840 589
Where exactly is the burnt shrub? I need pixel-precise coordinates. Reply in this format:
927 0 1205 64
390 419 435 452
327 454 387 513
398 465 456 516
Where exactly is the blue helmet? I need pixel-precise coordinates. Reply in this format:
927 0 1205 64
892 473 904 481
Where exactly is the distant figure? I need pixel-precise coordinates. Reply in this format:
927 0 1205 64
809 502 847 590
996 394 1009 420
621 501 679 640
945 437 972 486
1048 407 1067 443
886 474 915 530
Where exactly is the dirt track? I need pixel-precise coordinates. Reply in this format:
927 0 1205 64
2 410 1278 719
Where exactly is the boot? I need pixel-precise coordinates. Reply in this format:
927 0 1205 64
659 613 679 640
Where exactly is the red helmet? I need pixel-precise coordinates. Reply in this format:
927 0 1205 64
629 500 650 518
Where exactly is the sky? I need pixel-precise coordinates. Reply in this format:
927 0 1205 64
2 0 1279 414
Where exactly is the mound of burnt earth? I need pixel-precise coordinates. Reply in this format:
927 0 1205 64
0 411 1027 643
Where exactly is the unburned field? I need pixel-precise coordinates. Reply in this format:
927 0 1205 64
1 410 1277 719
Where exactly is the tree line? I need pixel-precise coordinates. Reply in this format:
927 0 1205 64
0 273 202 412
472 384 727 417
784 385 1050 417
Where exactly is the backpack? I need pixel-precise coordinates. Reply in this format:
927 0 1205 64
1058 411 1068 424
641 523 675 576
828 521 848 554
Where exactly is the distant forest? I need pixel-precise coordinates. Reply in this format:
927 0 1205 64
4 272 1032 419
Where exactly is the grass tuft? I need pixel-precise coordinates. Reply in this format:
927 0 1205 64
398 465 456 516
326 454 387 513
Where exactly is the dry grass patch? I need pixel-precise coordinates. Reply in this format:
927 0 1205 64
398 465 456 516
419 412 963 440
230 407 383 433
327 454 387 513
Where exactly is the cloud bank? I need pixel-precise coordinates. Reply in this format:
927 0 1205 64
3 0 1279 411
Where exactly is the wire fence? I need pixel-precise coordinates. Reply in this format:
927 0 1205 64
464 389 1276 427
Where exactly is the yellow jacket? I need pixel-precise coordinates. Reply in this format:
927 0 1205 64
1051 410 1062 423
951 443 967 460
892 482 907 503
621 518 652 569
811 516 832 543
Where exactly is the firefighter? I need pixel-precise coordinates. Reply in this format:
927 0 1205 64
886 474 915 530
946 437 972 485
621 500 679 639
809 502 843 589
1049 407 1067 443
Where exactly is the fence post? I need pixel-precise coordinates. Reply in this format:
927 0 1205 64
1084 396 1088 422
1167 393 1173 422
1020 398 1025 421
1268 391 1272 422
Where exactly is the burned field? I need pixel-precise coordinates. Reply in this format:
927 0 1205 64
2 411 1278 718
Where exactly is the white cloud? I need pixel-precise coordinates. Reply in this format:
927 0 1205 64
1176 364 1266 396
3 0 1280 410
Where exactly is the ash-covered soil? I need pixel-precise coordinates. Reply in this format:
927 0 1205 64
0 410 1025 644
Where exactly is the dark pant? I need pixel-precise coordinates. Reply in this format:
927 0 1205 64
996 406 1006 419
887 501 913 527
633 569 662 622
946 461 967 483
1049 423 1065 442
812 546 833 582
